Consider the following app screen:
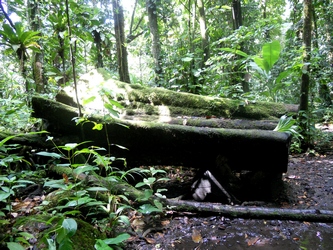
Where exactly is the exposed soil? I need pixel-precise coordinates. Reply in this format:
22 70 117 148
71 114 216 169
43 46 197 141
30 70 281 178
125 151 333 250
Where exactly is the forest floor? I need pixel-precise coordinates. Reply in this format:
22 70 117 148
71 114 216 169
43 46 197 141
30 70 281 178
125 145 333 249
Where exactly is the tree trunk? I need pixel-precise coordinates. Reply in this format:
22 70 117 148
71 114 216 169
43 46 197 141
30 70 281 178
93 30 104 68
299 0 312 148
231 0 249 93
146 0 162 84
197 0 209 64
112 0 131 83
28 0 46 93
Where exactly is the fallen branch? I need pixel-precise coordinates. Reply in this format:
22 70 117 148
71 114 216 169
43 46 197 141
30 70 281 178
165 199 333 222
50 165 333 222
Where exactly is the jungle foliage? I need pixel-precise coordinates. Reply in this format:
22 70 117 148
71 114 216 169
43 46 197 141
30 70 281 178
1 0 333 248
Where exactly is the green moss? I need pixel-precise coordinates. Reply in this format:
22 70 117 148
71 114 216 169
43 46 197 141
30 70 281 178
14 214 105 250
77 69 297 121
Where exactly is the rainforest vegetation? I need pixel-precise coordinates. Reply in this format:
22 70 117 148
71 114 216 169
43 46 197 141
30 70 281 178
0 0 333 249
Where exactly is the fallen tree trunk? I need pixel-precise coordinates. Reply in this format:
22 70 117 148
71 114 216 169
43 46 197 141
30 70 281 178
51 165 333 222
166 199 333 222
57 68 298 122
32 96 291 173
122 115 279 130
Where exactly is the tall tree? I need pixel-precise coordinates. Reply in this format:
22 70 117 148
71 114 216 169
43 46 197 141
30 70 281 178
197 0 209 65
299 0 313 148
231 0 249 92
146 0 162 85
112 0 130 83
28 0 46 93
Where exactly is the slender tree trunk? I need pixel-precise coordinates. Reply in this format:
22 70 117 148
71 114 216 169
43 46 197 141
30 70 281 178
146 0 162 85
93 30 104 68
299 0 312 149
197 0 209 64
28 0 46 93
231 0 249 93
311 3 331 106
112 0 131 83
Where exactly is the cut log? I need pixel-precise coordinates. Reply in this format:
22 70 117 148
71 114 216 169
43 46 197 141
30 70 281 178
32 96 291 173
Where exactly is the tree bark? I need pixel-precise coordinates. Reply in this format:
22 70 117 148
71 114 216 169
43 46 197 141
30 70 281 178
231 0 249 93
112 0 131 83
299 0 312 148
197 0 209 64
93 30 104 68
166 199 333 222
28 0 46 93
146 0 162 84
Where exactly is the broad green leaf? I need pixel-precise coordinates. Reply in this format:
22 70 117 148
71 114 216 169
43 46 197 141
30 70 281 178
138 204 163 214
62 218 77 237
104 103 119 117
0 192 11 201
58 238 73 250
262 40 281 72
65 197 93 207
275 69 292 84
6 242 25 250
82 96 96 105
220 48 249 58
0 219 10 224
46 239 56 250
36 151 62 159
86 187 109 191
73 165 98 175
103 233 130 245
44 179 67 189
107 99 124 109
95 239 113 250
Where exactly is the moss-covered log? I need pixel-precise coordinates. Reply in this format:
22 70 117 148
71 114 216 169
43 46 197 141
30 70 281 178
56 68 298 122
32 96 291 173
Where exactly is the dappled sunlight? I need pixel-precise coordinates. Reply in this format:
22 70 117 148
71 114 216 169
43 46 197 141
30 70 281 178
157 105 171 122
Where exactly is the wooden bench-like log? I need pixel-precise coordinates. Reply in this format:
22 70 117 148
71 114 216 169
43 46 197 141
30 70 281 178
32 96 291 173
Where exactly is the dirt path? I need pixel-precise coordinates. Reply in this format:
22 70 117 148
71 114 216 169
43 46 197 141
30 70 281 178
125 153 333 249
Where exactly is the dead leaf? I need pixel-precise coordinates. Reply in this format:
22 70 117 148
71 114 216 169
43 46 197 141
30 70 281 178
145 237 156 244
63 173 69 184
161 220 170 226
192 229 203 243
131 218 145 233
247 237 260 246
